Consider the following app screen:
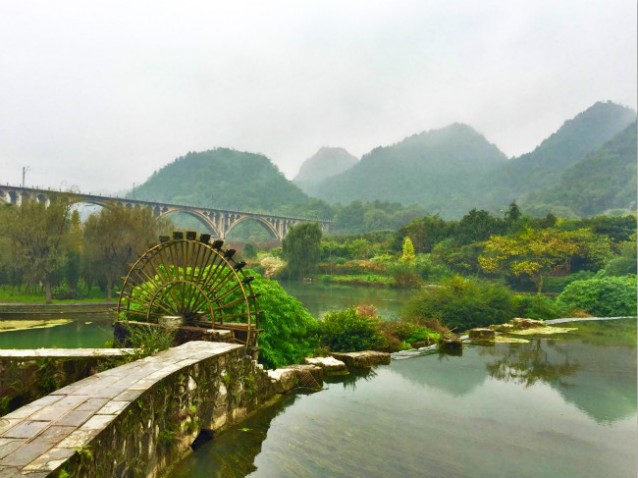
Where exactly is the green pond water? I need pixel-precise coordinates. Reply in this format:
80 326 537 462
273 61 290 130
280 281 413 320
170 319 637 478
0 318 114 349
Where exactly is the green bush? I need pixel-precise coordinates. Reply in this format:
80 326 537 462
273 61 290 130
514 294 566 320
557 275 637 317
604 257 637 277
378 320 440 352
402 276 516 331
247 273 319 368
542 271 595 293
318 307 385 352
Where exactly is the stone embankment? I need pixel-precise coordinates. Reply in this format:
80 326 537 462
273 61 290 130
0 349 135 416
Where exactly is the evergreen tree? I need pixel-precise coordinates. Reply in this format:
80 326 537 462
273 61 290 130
401 237 416 264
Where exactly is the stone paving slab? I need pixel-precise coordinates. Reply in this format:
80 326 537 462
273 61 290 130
0 341 242 475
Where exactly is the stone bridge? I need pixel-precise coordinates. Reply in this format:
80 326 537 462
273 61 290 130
0 185 330 240
0 342 277 477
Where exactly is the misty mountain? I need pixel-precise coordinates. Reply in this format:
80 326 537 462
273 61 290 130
495 101 636 196
130 148 324 217
293 147 358 196
311 123 508 218
524 121 637 217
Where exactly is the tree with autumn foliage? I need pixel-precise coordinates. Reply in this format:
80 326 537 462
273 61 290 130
479 227 579 293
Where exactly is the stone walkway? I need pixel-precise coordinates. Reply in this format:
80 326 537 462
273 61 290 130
0 342 241 477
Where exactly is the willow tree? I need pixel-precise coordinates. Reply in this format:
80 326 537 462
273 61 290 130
282 222 322 279
1 197 73 303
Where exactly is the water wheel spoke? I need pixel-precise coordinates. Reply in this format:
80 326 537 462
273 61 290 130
115 232 259 351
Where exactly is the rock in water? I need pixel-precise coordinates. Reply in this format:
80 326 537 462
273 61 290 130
305 356 348 374
469 328 496 344
329 351 391 368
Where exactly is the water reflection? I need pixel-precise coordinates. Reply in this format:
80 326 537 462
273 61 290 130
482 339 579 388
479 326 637 424
170 394 298 478
390 351 487 397
326 367 377 391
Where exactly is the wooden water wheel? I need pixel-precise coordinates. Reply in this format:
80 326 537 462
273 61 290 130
116 231 260 350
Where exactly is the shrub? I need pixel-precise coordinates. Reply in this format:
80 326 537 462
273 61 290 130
318 307 385 352
402 276 516 331
557 275 637 317
514 294 567 320
388 263 422 288
248 273 319 368
543 271 595 293
378 320 440 352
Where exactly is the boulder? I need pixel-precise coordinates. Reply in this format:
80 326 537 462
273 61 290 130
267 368 299 394
305 356 348 374
511 318 546 329
267 364 324 393
329 351 391 368
284 364 324 382
468 328 496 343
492 318 547 332
438 335 463 355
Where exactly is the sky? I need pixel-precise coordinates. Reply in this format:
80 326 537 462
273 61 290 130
1 0 636 195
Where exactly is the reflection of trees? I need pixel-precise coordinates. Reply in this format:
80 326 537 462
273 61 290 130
327 367 378 391
484 339 580 387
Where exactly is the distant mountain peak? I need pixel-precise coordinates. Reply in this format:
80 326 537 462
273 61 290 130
293 147 358 185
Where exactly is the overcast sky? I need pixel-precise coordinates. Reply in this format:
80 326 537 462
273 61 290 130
1 0 636 194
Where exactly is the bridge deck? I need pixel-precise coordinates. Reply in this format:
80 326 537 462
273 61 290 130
0 341 241 477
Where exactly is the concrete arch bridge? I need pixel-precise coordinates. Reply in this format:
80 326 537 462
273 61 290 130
0 185 330 240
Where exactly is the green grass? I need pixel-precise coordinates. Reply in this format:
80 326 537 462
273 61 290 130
319 274 395 287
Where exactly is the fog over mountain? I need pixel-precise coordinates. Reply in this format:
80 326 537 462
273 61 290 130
294 147 359 197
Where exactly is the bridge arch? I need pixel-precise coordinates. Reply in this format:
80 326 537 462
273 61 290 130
159 208 221 237
225 216 280 241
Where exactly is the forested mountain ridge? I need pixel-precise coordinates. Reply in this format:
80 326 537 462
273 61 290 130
494 101 636 195
311 123 508 218
293 147 358 197
129 102 636 223
523 121 637 217
130 148 328 218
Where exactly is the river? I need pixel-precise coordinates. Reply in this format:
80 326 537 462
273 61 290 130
170 318 637 478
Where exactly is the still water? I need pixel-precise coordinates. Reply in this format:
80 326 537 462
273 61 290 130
0 283 411 349
279 281 413 320
171 319 637 478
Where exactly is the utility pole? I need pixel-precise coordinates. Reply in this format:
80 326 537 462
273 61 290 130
22 166 30 187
